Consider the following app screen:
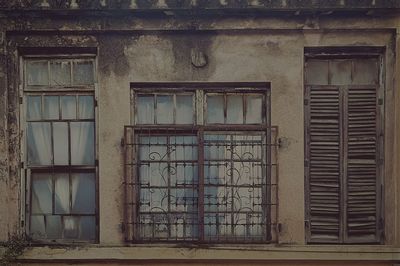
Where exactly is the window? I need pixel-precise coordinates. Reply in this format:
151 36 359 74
304 52 384 243
22 57 97 242
124 83 278 243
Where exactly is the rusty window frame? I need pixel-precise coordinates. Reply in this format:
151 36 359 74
124 82 279 244
21 56 99 244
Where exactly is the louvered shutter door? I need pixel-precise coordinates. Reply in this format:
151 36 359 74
307 85 341 242
345 85 380 243
305 57 382 244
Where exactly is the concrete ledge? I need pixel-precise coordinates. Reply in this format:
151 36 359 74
11 245 400 262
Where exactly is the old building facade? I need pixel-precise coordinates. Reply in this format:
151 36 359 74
0 0 400 265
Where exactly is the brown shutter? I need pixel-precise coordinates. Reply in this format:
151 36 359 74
345 85 380 243
305 57 382 244
306 85 341 243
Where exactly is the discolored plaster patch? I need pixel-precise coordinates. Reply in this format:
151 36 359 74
98 35 132 77
166 33 217 80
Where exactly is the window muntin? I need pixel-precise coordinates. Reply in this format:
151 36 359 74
25 58 95 88
205 93 265 124
30 171 96 240
26 94 95 167
137 135 199 241
23 57 97 242
125 84 277 243
203 132 267 241
135 93 195 125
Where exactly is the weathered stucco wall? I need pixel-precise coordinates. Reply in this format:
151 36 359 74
0 18 9 242
0 10 399 265
95 29 395 245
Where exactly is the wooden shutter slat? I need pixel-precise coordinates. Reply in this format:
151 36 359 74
306 58 382 244
345 85 379 243
308 86 341 242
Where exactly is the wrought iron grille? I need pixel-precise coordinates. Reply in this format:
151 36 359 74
123 125 279 243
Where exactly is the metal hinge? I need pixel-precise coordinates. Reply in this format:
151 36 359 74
378 98 383 105
95 159 99 166
379 218 384 230
20 161 24 168
94 99 98 107
277 223 283 233
121 138 125 147
304 99 309 105
304 160 309 167
305 220 310 229
19 97 23 104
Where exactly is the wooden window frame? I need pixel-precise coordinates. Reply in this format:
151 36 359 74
21 55 99 244
304 49 385 244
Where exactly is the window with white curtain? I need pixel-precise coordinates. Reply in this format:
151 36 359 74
23 57 97 242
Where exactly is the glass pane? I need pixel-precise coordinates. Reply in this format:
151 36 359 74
330 60 351 85
156 95 173 124
27 122 52 166
27 96 42 120
55 173 70 214
79 216 96 240
139 136 167 162
64 216 79 239
71 173 95 214
50 61 71 86
170 188 198 212
204 134 230 160
30 215 46 239
53 122 69 165
140 188 168 212
205 164 229 186
73 61 94 85
78 96 94 119
26 61 49 86
176 95 194 124
46 215 62 239
246 95 263 124
140 162 168 188
61 96 76 120
305 60 329 85
31 173 52 214
171 164 198 186
352 59 379 85
206 95 224 124
171 136 197 161
137 95 154 124
226 95 243 124
70 122 95 165
204 214 217 237
43 96 59 120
